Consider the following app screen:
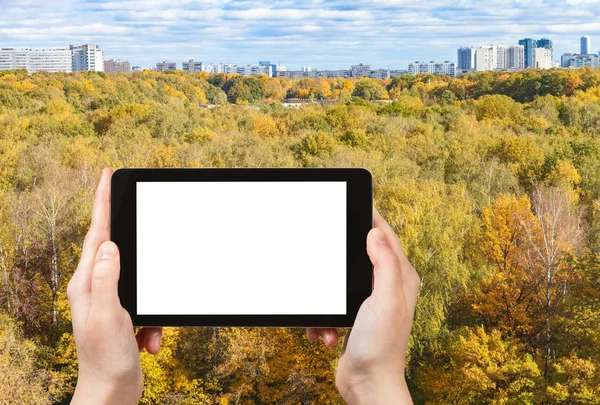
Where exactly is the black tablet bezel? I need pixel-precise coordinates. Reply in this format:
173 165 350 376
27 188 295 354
111 168 373 327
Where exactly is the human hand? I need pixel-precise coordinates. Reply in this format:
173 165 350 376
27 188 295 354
67 168 163 405
307 208 420 405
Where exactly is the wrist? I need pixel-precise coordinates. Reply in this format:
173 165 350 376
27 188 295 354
71 374 142 405
341 375 412 405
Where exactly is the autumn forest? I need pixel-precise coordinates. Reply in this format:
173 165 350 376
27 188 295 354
1 67 600 404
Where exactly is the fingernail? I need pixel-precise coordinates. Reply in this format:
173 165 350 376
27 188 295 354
154 333 161 350
98 242 117 260
372 228 387 245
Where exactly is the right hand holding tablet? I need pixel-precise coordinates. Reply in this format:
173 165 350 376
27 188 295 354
307 209 420 405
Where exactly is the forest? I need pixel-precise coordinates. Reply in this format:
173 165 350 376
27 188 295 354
0 67 599 404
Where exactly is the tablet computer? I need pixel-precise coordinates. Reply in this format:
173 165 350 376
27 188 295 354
111 168 373 327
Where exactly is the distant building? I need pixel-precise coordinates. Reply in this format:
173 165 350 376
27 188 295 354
408 61 455 77
457 47 475 70
496 45 509 70
316 70 351 78
475 45 497 71
276 70 314 79
275 65 403 80
222 64 272 76
561 53 600 68
182 59 203 72
204 63 222 73
71 44 104 72
104 59 131 73
277 69 349 79
518 38 553 68
363 69 390 79
581 35 591 55
0 47 72 72
537 38 554 62
518 38 536 68
350 64 390 79
473 44 524 71
132 66 142 71
390 70 408 77
507 45 525 70
533 48 553 69
259 60 281 77
494 44 525 70
350 63 371 76
156 61 177 72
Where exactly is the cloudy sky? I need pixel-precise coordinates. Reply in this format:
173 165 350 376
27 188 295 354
0 0 599 70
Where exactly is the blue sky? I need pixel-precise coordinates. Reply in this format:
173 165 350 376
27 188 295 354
1 0 599 70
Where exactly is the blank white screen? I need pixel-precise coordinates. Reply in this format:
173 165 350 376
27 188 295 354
136 181 346 315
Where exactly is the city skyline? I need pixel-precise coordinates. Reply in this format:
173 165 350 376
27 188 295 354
0 0 599 70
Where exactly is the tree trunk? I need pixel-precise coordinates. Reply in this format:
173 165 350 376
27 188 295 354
544 265 552 383
0 248 12 315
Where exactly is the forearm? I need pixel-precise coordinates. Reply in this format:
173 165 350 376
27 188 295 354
71 377 142 405
342 378 413 405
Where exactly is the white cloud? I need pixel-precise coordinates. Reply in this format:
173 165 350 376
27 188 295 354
0 0 598 69
226 7 372 20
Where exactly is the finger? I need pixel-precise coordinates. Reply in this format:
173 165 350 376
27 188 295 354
142 327 163 354
136 328 147 352
68 168 113 326
367 227 407 305
318 328 339 347
307 328 319 342
373 208 420 310
89 241 122 316
373 207 411 268
70 168 113 296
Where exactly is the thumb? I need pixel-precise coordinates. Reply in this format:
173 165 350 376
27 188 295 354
90 241 122 315
366 228 406 304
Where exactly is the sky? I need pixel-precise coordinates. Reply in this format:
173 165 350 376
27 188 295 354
0 0 599 70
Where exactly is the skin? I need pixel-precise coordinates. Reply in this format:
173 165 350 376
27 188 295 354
307 209 420 405
69 168 419 405
68 168 163 404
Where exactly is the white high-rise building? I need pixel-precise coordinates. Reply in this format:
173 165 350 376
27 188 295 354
496 45 509 70
182 59 203 72
70 44 104 72
496 45 525 70
0 47 72 72
475 45 498 71
581 35 591 55
533 47 553 69
508 45 525 70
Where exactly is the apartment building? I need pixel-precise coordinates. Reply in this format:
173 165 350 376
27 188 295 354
104 59 131 73
0 47 73 72
71 44 104 72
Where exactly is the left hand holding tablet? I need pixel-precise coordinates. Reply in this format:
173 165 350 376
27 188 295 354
68 168 162 405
